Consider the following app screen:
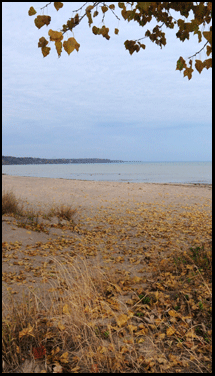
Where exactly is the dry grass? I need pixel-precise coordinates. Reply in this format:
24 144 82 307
2 256 144 373
2 190 212 373
47 203 77 222
2 248 212 373
2 189 77 228
2 190 24 216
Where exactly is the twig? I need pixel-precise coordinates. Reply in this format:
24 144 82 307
188 41 209 59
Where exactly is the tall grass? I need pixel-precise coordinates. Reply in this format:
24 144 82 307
2 255 144 373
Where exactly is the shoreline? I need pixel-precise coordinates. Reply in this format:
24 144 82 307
1 173 212 187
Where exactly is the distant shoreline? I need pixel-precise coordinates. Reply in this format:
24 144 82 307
2 156 125 165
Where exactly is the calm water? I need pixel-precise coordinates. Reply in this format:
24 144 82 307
2 162 212 184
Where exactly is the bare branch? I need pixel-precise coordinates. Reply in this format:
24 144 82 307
40 2 51 11
188 41 209 59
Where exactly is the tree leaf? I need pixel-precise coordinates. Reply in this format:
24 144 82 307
41 46 51 57
48 29 63 41
195 59 204 74
34 15 51 29
109 4 115 10
28 6 36 16
203 31 212 45
101 6 108 13
63 37 80 55
176 56 186 71
54 2 63 11
183 66 194 80
38 37 49 48
138 2 152 11
55 40 62 57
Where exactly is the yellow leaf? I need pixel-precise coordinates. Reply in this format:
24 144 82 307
63 304 70 315
58 322 65 331
168 309 178 317
19 323 34 339
185 330 199 339
60 351 69 363
166 326 176 336
53 347 61 356
116 314 129 327
55 40 62 57
136 328 148 335
63 37 80 55
158 333 166 339
128 324 137 333
132 276 142 283
154 290 159 300
48 29 63 41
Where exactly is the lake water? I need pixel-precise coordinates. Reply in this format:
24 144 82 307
2 162 212 184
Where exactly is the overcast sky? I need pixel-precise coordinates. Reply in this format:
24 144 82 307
2 2 212 161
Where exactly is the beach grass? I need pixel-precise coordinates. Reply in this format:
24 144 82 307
2 190 212 373
2 189 77 229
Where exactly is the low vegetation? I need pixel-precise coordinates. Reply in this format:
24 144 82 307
2 190 77 231
2 190 212 373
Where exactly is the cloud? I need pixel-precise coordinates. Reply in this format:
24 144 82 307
2 2 212 161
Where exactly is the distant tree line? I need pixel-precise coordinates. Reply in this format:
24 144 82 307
2 156 124 165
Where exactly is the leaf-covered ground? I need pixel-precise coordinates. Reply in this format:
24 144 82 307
2 187 212 373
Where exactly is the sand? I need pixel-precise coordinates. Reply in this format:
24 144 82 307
2 175 212 318
2 175 212 214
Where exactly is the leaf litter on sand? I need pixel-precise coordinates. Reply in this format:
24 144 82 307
2 192 212 373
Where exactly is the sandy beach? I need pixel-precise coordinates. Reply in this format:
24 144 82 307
2 175 212 372
2 174 212 214
2 175 212 316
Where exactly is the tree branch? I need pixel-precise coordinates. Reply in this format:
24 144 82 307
188 41 209 59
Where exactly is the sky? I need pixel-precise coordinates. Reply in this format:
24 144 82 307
2 2 212 162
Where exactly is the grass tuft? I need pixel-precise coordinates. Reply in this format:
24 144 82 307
2 189 77 230
2 190 24 216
